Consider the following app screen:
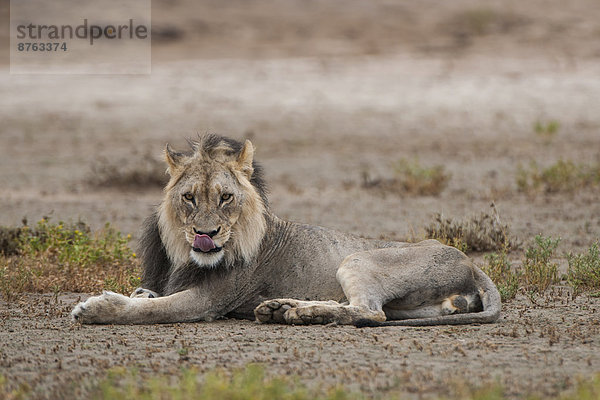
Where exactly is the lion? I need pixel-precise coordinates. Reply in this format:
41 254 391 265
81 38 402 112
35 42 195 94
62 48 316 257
71 134 501 327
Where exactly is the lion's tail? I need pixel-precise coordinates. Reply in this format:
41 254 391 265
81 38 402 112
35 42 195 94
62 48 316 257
355 266 502 328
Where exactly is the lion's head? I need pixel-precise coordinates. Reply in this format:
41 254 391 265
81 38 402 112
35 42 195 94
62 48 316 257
157 134 268 269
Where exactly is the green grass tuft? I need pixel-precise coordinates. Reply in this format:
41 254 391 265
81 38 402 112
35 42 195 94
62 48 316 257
522 235 560 296
517 159 600 194
0 218 140 300
534 120 560 142
0 374 30 400
93 364 354 400
362 159 450 197
391 159 450 196
85 367 600 400
19 219 133 268
567 241 600 298
481 250 520 302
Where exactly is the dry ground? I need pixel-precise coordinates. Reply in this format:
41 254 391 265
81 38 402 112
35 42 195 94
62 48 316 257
1 0 600 398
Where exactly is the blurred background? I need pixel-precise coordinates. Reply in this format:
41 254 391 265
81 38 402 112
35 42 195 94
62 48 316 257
1 0 599 250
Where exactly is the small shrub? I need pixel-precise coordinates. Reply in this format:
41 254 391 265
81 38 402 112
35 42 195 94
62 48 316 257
19 219 133 268
0 219 140 300
517 160 600 193
522 235 560 295
561 373 600 400
362 159 450 196
0 374 30 400
87 153 167 189
424 207 517 253
534 120 560 142
481 250 520 301
567 241 600 298
0 226 23 256
445 8 526 38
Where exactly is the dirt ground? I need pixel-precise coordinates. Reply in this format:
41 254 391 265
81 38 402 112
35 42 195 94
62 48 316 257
1 0 600 398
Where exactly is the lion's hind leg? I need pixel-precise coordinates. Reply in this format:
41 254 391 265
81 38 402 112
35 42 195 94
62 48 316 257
382 292 483 320
254 250 392 325
442 292 484 314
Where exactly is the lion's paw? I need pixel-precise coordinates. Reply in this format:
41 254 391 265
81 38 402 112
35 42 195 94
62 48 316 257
71 291 132 324
130 287 159 299
255 299 342 325
254 299 302 323
283 306 327 325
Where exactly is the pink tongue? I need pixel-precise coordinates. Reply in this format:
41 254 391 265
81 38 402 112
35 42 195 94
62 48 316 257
193 234 216 252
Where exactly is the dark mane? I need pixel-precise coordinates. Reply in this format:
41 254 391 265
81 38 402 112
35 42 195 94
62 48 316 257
138 211 170 295
188 133 269 207
138 134 268 295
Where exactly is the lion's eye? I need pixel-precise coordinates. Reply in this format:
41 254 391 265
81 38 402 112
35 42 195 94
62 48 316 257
183 193 194 202
220 193 232 203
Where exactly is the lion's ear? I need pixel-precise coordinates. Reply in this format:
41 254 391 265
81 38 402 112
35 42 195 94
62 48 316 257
236 140 254 179
164 143 184 175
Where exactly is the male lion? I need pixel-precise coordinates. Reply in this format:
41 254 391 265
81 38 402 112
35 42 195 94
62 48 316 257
72 134 501 326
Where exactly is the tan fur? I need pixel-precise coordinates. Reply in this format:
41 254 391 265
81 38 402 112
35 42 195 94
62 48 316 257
72 135 501 327
157 139 266 270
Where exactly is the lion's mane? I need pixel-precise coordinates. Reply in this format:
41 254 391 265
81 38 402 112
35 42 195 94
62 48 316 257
137 134 269 296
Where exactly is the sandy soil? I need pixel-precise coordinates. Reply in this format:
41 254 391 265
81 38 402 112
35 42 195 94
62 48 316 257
1 292 599 399
1 0 600 398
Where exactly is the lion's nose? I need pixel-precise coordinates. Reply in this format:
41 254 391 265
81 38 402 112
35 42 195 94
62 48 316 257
193 226 221 237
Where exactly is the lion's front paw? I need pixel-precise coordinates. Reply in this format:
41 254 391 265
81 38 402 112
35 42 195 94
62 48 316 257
71 291 132 324
283 306 327 325
254 299 301 323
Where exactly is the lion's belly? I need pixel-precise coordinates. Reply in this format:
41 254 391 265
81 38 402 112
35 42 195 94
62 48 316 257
227 221 410 318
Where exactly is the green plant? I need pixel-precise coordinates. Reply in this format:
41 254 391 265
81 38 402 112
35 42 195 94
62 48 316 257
89 366 600 400
0 374 30 400
517 160 600 193
362 159 450 196
567 241 600 298
446 8 524 38
560 374 600 400
392 159 450 196
534 120 560 142
19 219 134 268
93 364 353 400
522 235 560 295
481 250 520 301
0 219 140 300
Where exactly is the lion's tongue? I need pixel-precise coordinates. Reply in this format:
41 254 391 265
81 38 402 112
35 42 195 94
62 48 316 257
193 234 216 252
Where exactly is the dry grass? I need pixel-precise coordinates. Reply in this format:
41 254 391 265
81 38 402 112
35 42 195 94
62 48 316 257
423 205 517 253
362 159 450 197
86 153 167 190
0 219 140 301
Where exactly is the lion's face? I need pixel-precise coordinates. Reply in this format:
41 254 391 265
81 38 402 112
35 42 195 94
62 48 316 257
157 136 267 269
